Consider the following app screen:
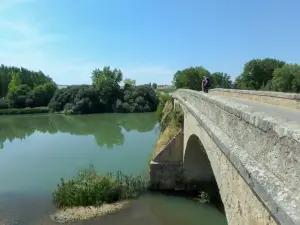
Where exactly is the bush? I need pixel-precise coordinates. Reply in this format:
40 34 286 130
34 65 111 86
156 93 171 122
0 99 8 109
52 165 148 208
0 107 50 115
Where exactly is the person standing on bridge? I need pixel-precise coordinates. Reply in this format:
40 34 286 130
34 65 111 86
202 76 210 93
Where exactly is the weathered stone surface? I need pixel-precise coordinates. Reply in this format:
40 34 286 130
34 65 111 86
153 131 183 163
211 88 300 109
171 89 300 225
149 161 183 190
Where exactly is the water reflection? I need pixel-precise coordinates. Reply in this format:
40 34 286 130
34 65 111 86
0 113 157 149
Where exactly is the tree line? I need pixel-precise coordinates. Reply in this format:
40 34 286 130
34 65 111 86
0 65 54 97
0 65 159 114
1 57 299 113
172 58 300 93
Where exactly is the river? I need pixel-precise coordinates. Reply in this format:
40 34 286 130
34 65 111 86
0 113 227 225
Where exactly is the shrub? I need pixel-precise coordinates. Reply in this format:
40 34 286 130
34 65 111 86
52 165 148 208
0 99 8 109
0 107 50 115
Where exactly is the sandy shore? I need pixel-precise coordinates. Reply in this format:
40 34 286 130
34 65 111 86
49 201 130 224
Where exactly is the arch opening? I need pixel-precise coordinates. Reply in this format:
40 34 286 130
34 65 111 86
184 134 224 212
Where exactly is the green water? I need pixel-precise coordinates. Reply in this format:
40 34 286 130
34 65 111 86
0 113 227 225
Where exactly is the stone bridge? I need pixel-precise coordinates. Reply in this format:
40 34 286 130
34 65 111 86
150 88 300 225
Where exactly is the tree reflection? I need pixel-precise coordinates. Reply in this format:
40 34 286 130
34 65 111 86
0 113 157 149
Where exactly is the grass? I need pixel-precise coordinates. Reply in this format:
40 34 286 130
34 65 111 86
52 165 148 208
153 97 183 156
153 122 180 156
0 107 50 115
157 88 176 94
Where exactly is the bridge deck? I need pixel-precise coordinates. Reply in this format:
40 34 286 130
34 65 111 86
212 95 300 123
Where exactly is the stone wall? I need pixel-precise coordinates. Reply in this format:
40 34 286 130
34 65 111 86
150 131 184 190
149 161 183 190
210 88 300 109
173 89 300 225
152 131 183 163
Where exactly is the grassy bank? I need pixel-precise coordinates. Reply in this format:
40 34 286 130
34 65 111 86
51 165 148 222
157 87 176 94
0 107 50 115
153 93 183 156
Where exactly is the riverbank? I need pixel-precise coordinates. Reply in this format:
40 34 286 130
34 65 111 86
50 201 131 223
153 95 183 156
0 107 50 115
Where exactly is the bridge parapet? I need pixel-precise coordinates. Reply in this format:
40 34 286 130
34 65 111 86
173 89 300 225
210 88 300 109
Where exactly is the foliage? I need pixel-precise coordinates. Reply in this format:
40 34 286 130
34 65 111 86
52 165 148 208
49 85 101 114
7 84 32 108
152 83 157 89
160 103 183 132
7 72 21 93
272 64 300 93
1 64 159 114
0 99 8 109
0 64 53 97
156 93 171 122
234 58 285 90
124 78 136 87
0 107 50 115
0 64 57 110
92 66 122 111
157 87 176 93
115 85 158 113
173 66 210 90
6 82 57 108
49 82 158 114
153 99 183 156
210 72 232 88
27 82 58 107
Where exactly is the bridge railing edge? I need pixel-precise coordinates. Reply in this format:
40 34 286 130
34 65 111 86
210 88 300 100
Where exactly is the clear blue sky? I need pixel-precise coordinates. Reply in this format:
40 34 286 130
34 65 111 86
0 0 300 85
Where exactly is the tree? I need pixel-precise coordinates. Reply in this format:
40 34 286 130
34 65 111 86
124 78 136 86
27 82 57 107
152 83 157 89
115 85 158 113
0 64 53 97
172 66 210 90
210 72 232 88
272 64 300 93
8 72 21 93
235 58 285 90
7 84 31 108
92 66 123 111
92 66 123 90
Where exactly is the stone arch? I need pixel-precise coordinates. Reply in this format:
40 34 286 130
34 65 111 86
183 134 215 183
183 134 224 212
